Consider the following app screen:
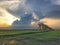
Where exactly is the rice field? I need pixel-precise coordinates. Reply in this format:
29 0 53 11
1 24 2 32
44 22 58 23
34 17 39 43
0 30 60 45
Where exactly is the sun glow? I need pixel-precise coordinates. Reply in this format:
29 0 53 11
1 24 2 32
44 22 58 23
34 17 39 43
41 18 60 29
0 7 20 27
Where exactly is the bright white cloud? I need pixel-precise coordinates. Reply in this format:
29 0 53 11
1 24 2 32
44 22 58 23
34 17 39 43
32 12 39 20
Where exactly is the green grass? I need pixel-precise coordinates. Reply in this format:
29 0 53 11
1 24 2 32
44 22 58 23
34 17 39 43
0 30 60 45
0 30 40 35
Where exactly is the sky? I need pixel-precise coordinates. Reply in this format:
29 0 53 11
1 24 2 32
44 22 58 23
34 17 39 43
0 0 60 29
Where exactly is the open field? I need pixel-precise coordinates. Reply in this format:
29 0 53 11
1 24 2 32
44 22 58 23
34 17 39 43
0 30 60 45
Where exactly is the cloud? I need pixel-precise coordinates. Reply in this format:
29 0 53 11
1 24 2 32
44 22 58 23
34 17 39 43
0 0 32 27
0 0 60 29
25 0 60 29
27 0 60 19
32 12 39 20
19 13 33 25
0 1 20 11
0 1 21 27
0 7 20 27
41 18 60 29
30 21 38 26
46 10 60 19
51 0 60 5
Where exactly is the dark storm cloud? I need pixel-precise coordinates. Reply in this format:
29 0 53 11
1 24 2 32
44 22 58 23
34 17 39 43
1 0 60 29
46 5 60 19
46 10 60 19
26 0 60 19
13 13 33 26
12 0 60 27
19 13 33 25
26 0 53 17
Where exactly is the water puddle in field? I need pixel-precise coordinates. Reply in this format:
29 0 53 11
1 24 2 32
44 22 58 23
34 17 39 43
1 39 27 45
1 40 18 45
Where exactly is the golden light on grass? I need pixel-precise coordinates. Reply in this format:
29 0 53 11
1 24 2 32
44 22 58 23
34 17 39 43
9 40 17 45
